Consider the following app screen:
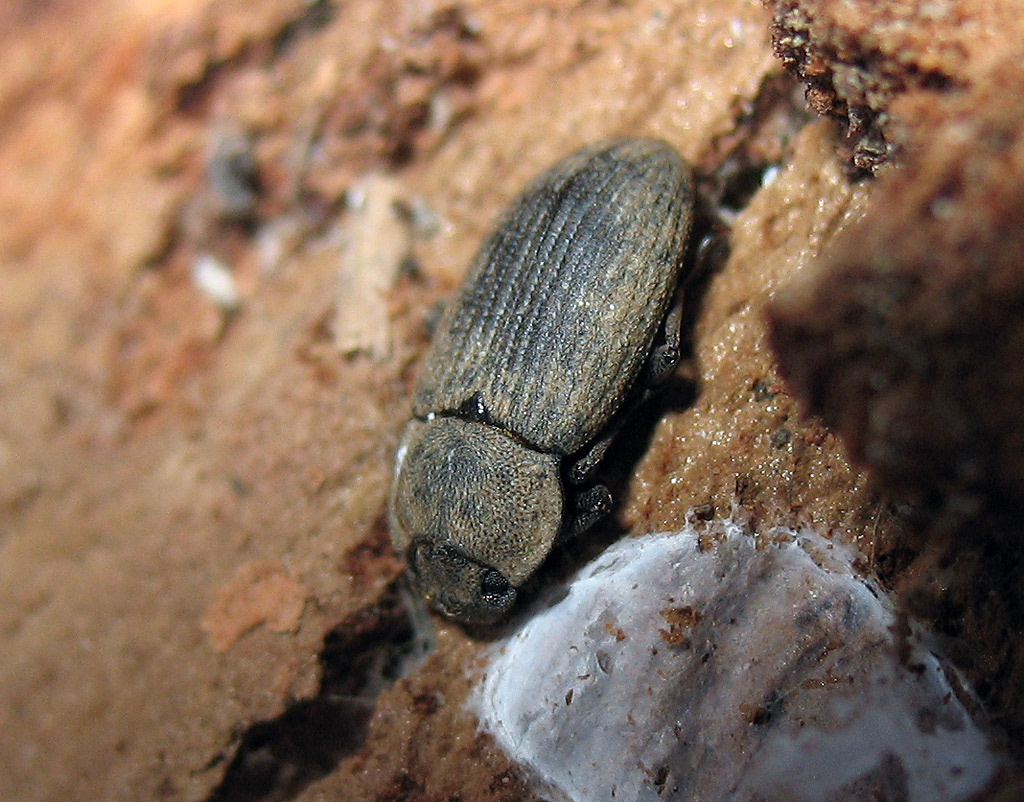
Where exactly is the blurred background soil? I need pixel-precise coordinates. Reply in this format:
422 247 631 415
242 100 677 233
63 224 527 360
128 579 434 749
1 1 1023 800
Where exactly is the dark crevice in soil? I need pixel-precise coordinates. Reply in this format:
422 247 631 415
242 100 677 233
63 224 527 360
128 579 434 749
697 70 814 218
270 0 337 59
172 2 339 117
684 69 815 306
203 581 433 802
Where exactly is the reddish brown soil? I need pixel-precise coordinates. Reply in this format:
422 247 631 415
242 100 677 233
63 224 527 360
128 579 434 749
1 1 1021 801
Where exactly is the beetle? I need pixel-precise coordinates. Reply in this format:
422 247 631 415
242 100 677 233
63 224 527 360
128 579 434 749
389 138 694 624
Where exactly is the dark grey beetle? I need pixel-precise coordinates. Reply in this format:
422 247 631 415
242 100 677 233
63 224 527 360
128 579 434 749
389 138 694 624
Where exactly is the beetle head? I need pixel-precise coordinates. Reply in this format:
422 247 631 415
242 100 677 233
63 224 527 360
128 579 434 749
389 416 564 624
407 539 516 623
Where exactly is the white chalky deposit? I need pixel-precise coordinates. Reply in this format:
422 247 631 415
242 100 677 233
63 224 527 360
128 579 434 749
473 522 1002 802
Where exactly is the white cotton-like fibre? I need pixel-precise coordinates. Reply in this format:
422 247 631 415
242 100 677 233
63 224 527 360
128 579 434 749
473 522 1002 802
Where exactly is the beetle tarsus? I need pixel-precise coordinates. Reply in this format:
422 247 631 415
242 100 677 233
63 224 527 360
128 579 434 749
569 485 614 537
569 433 618 485
646 300 683 386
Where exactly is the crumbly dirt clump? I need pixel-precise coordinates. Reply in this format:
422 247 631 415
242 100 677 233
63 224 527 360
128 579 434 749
765 0 1017 169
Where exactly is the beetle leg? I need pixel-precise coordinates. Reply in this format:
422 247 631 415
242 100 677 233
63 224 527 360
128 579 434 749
563 484 613 540
646 298 683 386
568 430 619 485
